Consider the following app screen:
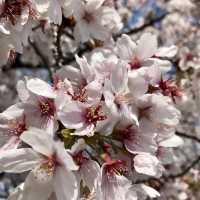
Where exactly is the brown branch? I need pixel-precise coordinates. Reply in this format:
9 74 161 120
176 131 200 143
165 155 200 179
117 12 169 37
62 12 170 65
3 12 170 76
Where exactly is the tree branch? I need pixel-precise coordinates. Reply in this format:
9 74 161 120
176 131 200 143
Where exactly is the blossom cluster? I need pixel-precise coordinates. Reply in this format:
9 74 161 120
0 0 122 66
0 30 183 200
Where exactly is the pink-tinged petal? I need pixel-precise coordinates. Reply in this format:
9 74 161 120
21 169 53 200
20 127 54 156
134 154 164 177
125 133 157 155
0 136 20 151
85 79 102 104
125 118 157 154
111 61 128 94
117 34 136 61
70 139 86 155
27 78 56 99
55 91 71 111
128 72 148 97
54 167 78 200
136 33 157 61
80 160 101 192
54 141 78 171
101 174 132 200
0 148 40 173
58 102 84 129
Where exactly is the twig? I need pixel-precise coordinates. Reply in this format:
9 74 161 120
165 155 200 179
176 131 200 143
62 12 170 65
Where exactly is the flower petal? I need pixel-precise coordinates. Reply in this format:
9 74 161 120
136 33 157 61
54 167 78 200
20 127 54 156
21 169 53 200
27 78 56 98
0 148 40 173
134 153 164 177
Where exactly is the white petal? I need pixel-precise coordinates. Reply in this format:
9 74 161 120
85 79 102 104
34 0 50 13
140 184 160 198
159 135 184 147
128 72 148 97
17 80 30 102
111 61 128 94
117 34 136 61
0 25 10 35
0 103 24 120
134 154 164 177
136 33 157 61
101 174 132 200
156 45 178 58
58 102 84 129
49 0 62 25
54 141 78 171
27 78 56 98
0 136 20 151
73 124 95 136
0 148 40 173
80 160 101 191
22 169 53 200
75 55 94 83
121 104 139 126
20 127 54 156
54 167 78 200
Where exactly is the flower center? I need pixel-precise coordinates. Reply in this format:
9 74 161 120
34 156 58 182
129 57 141 70
82 11 94 24
104 160 128 178
0 0 35 25
114 93 132 109
72 88 88 103
38 97 56 118
7 116 26 137
159 79 181 101
73 151 89 166
117 125 137 141
84 105 107 126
